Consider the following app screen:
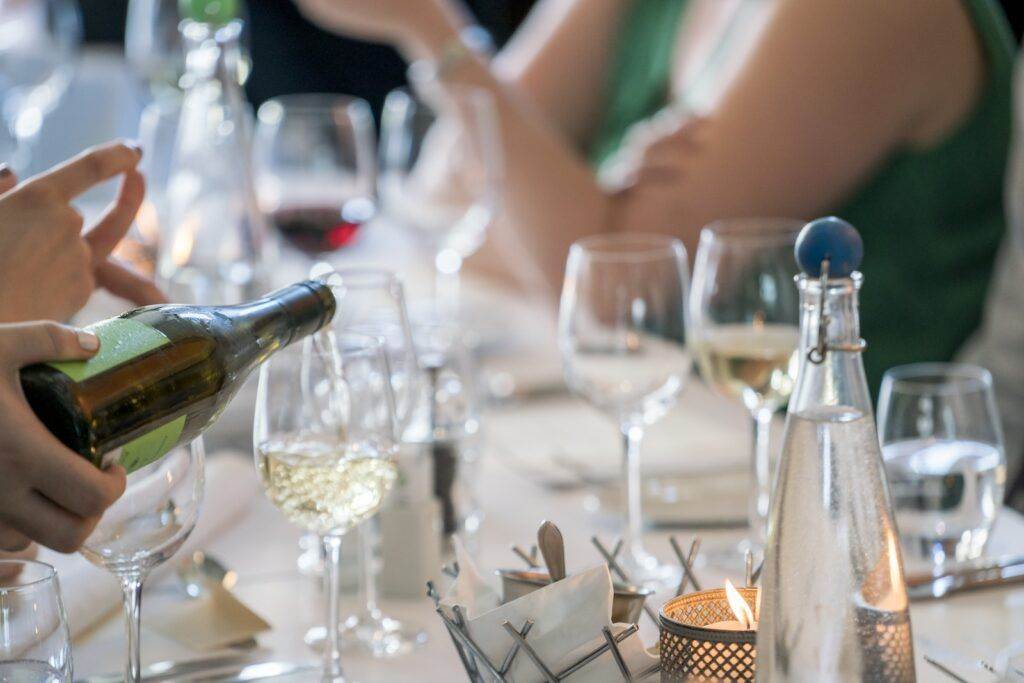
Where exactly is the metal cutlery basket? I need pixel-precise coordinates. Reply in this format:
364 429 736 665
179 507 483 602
658 587 759 682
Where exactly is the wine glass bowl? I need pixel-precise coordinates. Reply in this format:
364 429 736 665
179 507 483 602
379 77 501 318
559 233 690 587
0 560 72 682
81 442 205 575
688 218 802 554
254 95 377 259
877 363 1007 568
0 0 81 172
80 439 204 683
318 268 419 440
561 235 691 424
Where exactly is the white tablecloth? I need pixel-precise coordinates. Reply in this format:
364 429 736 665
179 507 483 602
65 379 1024 682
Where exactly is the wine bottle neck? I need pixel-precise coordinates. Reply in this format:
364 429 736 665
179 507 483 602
790 274 872 415
226 281 336 358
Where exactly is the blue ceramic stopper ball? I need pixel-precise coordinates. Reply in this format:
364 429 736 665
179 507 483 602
794 216 864 278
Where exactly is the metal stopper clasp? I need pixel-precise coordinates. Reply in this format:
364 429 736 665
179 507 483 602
807 259 867 365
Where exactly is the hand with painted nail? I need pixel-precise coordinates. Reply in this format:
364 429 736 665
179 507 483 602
0 322 126 553
0 140 167 324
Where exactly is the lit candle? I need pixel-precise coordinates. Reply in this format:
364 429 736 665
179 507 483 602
704 579 758 631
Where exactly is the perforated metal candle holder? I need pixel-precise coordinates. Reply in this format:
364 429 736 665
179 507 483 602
658 588 759 682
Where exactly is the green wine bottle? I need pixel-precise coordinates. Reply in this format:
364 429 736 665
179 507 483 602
20 281 336 473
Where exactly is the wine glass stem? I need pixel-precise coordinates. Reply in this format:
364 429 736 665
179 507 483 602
750 407 774 545
434 252 461 322
321 534 346 682
119 573 146 683
621 423 645 557
358 519 381 619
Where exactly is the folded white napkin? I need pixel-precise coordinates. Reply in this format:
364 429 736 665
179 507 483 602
442 549 657 682
37 451 258 639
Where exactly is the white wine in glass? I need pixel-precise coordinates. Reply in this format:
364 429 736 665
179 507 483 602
691 324 799 412
689 219 802 556
254 333 398 682
257 436 397 536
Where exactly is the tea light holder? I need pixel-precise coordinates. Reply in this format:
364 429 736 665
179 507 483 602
659 587 760 682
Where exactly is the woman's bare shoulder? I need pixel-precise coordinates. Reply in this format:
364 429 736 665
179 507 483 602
774 0 985 147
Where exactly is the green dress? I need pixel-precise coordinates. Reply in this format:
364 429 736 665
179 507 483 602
591 0 1016 393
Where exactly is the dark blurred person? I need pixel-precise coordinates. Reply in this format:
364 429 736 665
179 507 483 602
79 0 537 117
998 0 1023 39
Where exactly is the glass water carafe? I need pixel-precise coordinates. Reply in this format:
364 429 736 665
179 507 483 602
757 258 915 680
159 18 265 304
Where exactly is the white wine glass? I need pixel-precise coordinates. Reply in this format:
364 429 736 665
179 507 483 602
0 0 81 172
379 72 501 322
80 440 205 683
0 559 71 682
559 233 690 588
313 267 426 657
688 219 801 556
878 363 1007 569
254 333 398 681
254 95 377 264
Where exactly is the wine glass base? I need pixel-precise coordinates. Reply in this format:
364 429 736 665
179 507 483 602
305 615 427 659
615 546 682 592
297 534 324 577
702 537 764 571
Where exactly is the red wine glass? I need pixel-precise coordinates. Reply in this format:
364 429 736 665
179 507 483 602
253 94 377 263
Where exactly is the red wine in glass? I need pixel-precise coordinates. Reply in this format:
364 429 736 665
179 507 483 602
270 197 376 256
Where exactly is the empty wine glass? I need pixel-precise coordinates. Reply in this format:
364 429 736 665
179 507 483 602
312 267 426 657
406 321 483 547
317 268 419 437
0 560 71 682
0 0 81 172
254 95 377 264
559 233 690 588
688 219 801 556
113 98 181 276
80 440 205 683
380 70 501 321
878 363 1007 569
125 0 251 100
254 333 398 682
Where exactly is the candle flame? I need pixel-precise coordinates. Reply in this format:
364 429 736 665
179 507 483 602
724 579 755 629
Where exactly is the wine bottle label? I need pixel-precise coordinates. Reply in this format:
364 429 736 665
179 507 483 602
48 319 186 473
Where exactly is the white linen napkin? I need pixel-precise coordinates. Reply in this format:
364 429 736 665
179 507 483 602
37 451 258 639
442 561 657 682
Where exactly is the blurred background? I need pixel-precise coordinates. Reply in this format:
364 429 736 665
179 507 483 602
79 0 540 118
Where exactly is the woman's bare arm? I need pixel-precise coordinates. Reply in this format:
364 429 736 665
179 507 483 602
294 0 983 295
493 0 628 146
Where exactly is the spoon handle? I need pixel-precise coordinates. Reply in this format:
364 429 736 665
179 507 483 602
538 520 566 582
